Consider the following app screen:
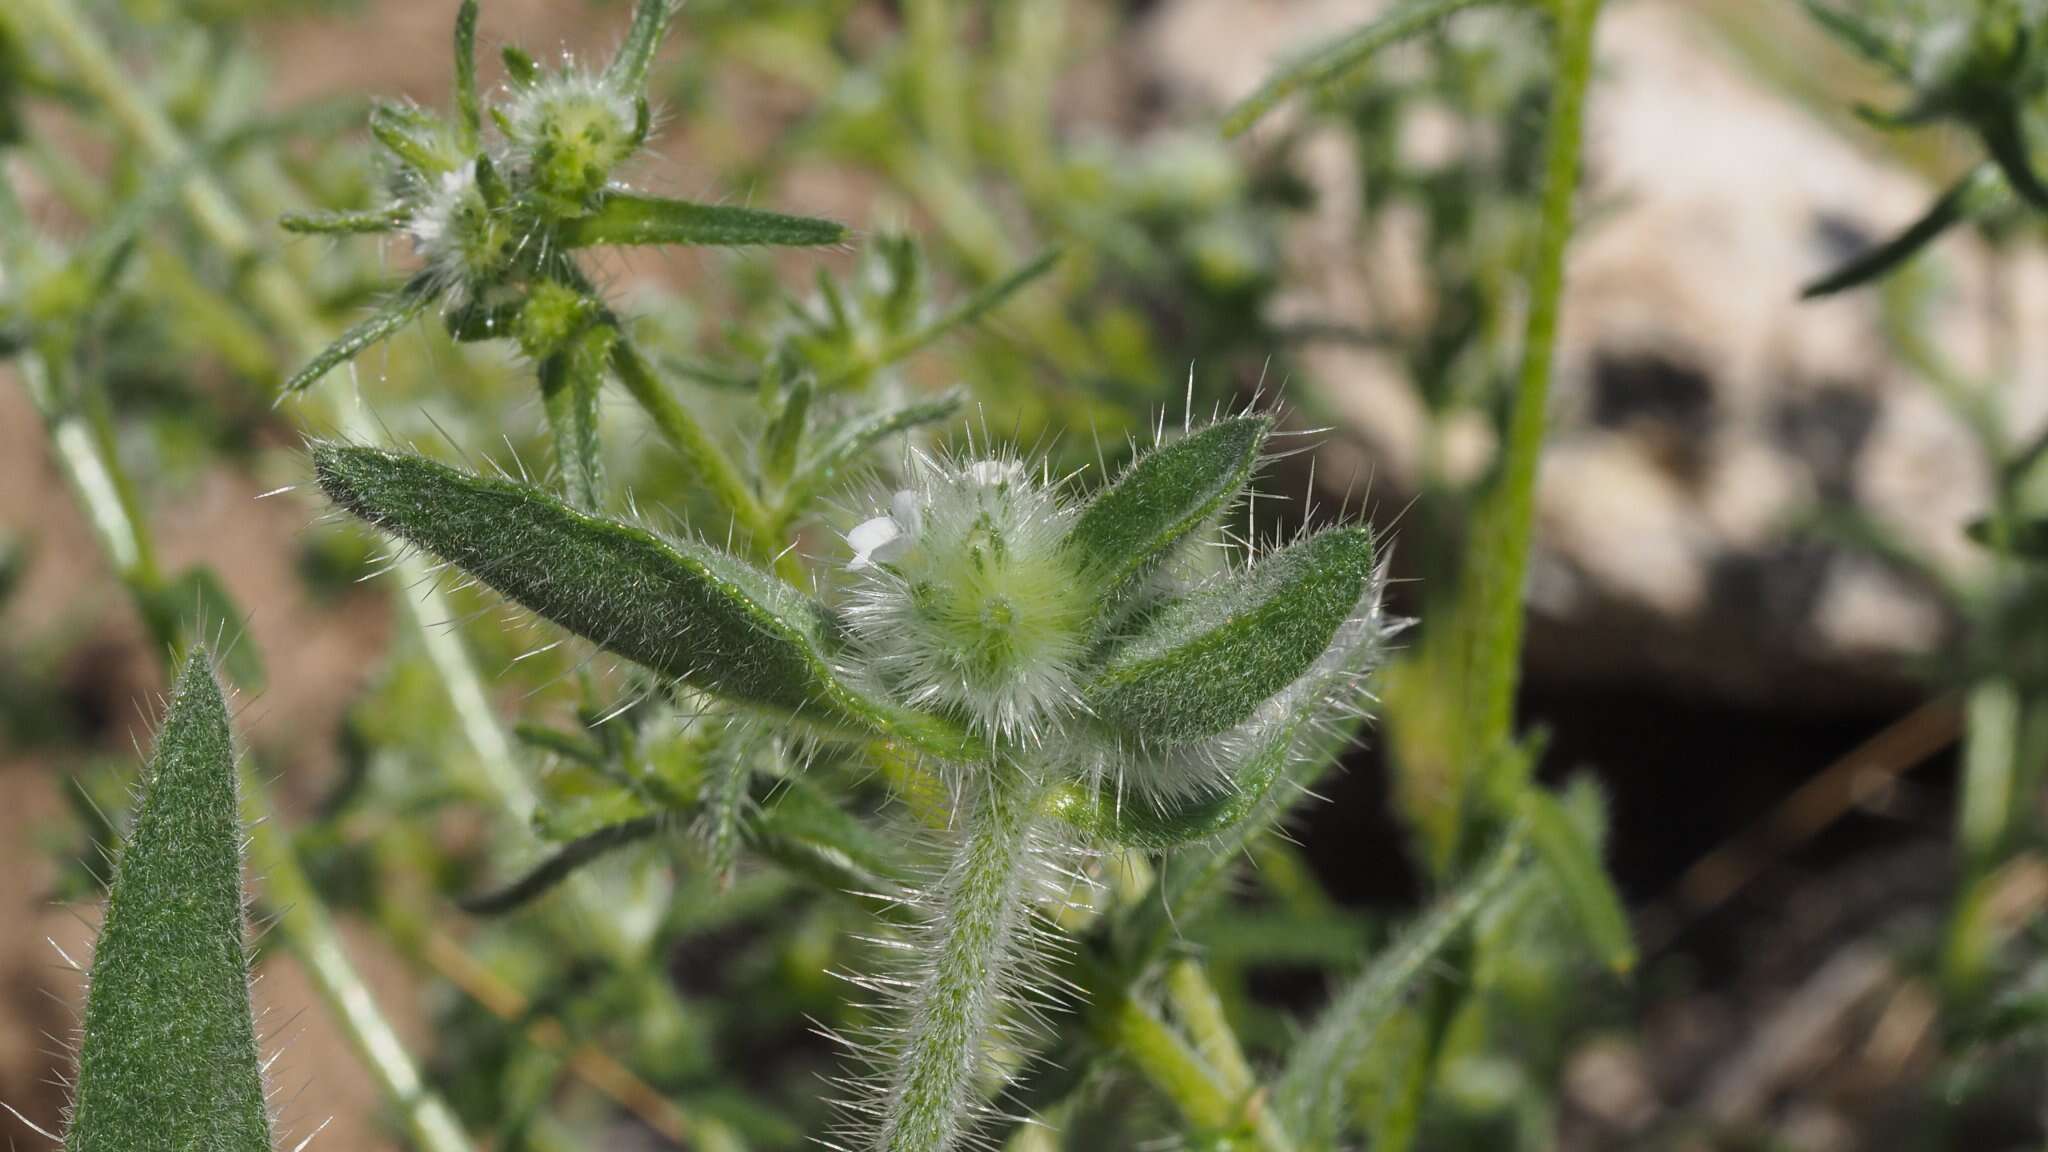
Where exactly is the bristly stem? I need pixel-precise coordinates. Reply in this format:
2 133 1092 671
1460 0 1604 775
878 767 1046 1152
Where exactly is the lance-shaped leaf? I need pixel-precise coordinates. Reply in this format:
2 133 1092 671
67 652 271 1152
1069 415 1269 594
607 0 679 93
279 206 411 235
1221 0 1505 136
1052 728 1290 851
560 192 847 250
452 0 481 150
1802 165 2003 298
1276 829 1526 1149
1084 526 1374 746
283 274 435 395
1521 780 1635 974
779 388 966 517
313 443 974 756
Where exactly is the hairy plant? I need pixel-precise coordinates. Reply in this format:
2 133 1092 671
312 402 1391 1149
62 651 269 1152
0 0 1648 1147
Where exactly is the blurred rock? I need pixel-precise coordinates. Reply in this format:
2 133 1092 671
1145 0 2041 707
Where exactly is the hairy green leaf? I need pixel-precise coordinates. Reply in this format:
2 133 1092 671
313 443 974 755
607 0 679 94
279 207 410 235
779 388 967 518
67 652 270 1152
1521 781 1634 973
1276 829 1526 1149
1051 731 1288 850
368 103 459 177
282 274 434 395
1221 0 1505 136
452 0 481 149
560 192 847 249
1084 526 1374 745
1069 415 1269 594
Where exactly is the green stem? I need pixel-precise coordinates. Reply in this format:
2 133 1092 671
1164 960 1254 1096
610 336 775 549
879 769 1045 1152
242 771 476 1152
1153 961 1297 1152
1460 0 1604 773
1110 997 1239 1134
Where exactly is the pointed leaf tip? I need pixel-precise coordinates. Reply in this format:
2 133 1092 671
312 442 974 756
561 193 848 250
68 650 270 1152
1070 414 1270 595
1084 526 1375 746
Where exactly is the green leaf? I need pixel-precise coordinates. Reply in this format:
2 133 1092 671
815 248 1062 390
369 103 459 177
561 192 847 249
282 274 435 395
279 206 411 235
779 388 967 518
1801 165 2002 298
453 0 481 149
1068 415 1269 594
1798 0 1910 76
312 442 975 756
1520 781 1635 974
460 816 663 914
761 374 814 490
1978 103 2048 213
1083 526 1375 746
1275 829 1526 1149
67 652 270 1152
1966 513 2048 559
607 0 679 94
502 44 541 88
1221 0 1505 137
1050 725 1289 850
747 773 912 909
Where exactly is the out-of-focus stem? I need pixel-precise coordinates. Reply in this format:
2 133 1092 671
243 773 476 1152
1459 0 1604 774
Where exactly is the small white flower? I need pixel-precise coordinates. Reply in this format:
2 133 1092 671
847 489 920 570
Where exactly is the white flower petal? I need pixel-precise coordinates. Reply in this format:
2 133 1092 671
846 515 902 570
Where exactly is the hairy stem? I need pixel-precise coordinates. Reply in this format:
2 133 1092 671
879 769 1046 1152
1460 0 1603 773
